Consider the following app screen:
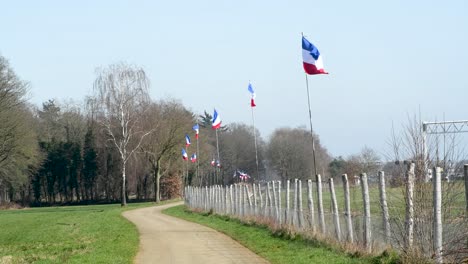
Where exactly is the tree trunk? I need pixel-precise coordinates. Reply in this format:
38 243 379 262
154 159 161 203
121 162 127 206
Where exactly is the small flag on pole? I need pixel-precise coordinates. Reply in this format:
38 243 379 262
190 153 197 163
210 159 216 166
248 83 256 107
302 36 328 75
216 160 221 168
212 109 222 130
185 134 191 147
192 124 199 139
182 148 188 160
238 170 250 181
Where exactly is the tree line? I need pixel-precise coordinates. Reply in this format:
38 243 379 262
2 56 367 206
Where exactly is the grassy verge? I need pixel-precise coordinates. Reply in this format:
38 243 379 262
163 205 399 264
0 199 178 263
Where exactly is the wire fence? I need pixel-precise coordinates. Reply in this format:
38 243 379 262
185 164 468 263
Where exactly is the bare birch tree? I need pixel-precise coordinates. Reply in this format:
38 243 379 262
93 63 152 206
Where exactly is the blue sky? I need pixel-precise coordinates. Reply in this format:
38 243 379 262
2 0 467 158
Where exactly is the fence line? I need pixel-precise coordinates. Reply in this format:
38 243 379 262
185 164 467 261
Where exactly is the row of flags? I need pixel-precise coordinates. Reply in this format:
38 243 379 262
181 36 327 178
182 148 197 163
182 108 224 162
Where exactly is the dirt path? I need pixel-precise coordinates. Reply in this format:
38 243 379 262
123 202 268 264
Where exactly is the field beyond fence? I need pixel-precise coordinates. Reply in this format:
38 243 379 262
185 163 468 263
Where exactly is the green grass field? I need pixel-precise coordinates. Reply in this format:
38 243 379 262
163 205 400 264
286 181 466 217
0 200 176 263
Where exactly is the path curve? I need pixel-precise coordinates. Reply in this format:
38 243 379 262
123 202 268 264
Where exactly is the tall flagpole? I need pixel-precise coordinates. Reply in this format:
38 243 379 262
305 73 318 176
196 125 200 183
186 146 189 186
215 128 221 185
302 32 319 177
251 106 260 181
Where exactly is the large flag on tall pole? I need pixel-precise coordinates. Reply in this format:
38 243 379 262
212 109 222 185
302 36 328 75
192 124 199 139
302 33 328 233
192 123 200 180
181 148 188 160
248 82 260 180
190 153 197 163
248 83 256 107
212 109 222 130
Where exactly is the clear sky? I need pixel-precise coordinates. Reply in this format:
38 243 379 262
2 0 467 158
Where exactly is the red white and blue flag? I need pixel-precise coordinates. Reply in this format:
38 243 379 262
185 134 191 147
190 153 197 163
210 159 216 166
216 160 221 168
182 148 188 160
248 83 256 107
192 124 199 139
212 109 221 130
302 36 328 75
238 170 250 181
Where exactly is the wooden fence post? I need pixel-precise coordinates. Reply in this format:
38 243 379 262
267 181 273 218
433 167 443 264
293 179 298 227
272 181 278 222
378 171 390 243
235 184 239 216
205 186 208 211
286 180 290 225
264 182 270 217
277 181 282 225
246 185 253 215
405 162 415 251
253 183 257 215
342 174 354 243
329 178 341 241
242 185 246 215
229 185 233 215
237 185 241 216
360 173 372 253
258 183 263 216
298 180 304 228
316 174 326 234
464 164 468 212
307 179 316 232
225 186 229 215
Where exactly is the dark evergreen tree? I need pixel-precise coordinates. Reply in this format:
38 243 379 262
82 128 98 201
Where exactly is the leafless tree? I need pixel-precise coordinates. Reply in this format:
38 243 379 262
93 63 152 206
266 127 331 182
141 100 193 203
387 115 468 262
219 123 265 184
345 147 381 181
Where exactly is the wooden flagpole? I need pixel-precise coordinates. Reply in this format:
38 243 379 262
196 125 200 183
251 102 260 181
215 128 221 185
305 73 318 177
302 32 319 177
